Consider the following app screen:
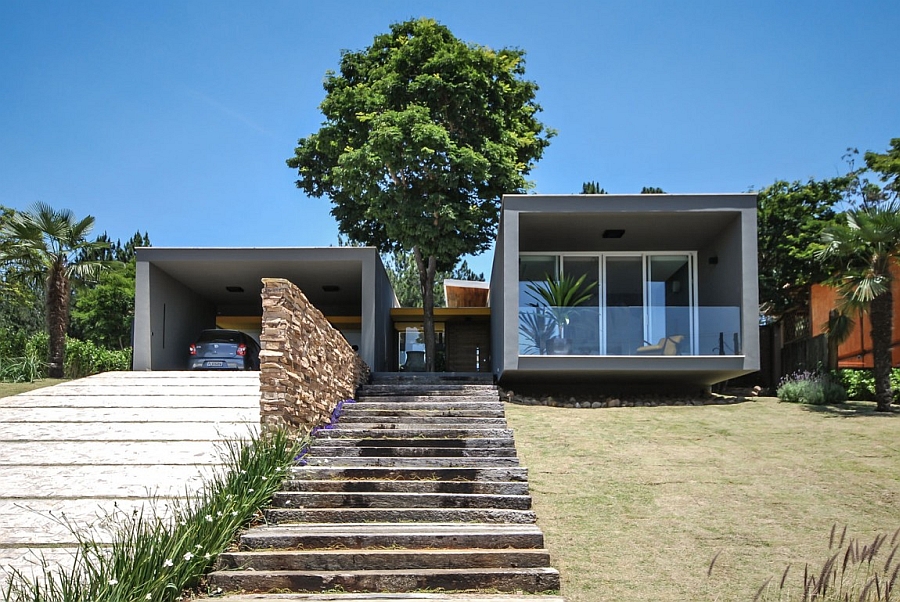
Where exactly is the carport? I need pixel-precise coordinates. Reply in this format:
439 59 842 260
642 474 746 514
133 247 396 371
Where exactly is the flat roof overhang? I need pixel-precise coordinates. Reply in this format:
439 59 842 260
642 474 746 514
137 247 375 316
503 355 750 387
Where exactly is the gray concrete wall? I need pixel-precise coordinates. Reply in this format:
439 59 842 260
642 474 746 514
143 263 216 370
370 252 397 373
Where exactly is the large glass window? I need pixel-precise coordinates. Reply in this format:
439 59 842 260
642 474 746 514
518 251 723 356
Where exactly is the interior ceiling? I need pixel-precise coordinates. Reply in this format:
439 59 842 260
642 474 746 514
519 211 738 252
150 258 364 316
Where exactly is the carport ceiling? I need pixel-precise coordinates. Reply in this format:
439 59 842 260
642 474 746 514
145 249 366 316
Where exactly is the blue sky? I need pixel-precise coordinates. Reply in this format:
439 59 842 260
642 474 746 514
1 1 898 278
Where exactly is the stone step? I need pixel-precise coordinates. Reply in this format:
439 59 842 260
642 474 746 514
238 523 546 550
308 446 517 458
339 416 508 426
288 466 528 482
271 492 532 510
344 404 504 415
265 508 537 525
216 548 552 571
355 395 501 404
279 479 529 496
222 595 565 601
305 437 515 448
370 372 495 385
357 385 498 397
207 566 559 595
303 456 520 468
317 428 514 439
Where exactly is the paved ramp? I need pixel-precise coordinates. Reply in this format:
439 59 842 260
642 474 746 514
0 371 260 577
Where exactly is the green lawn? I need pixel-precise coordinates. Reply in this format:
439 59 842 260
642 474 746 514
0 378 67 398
505 397 900 602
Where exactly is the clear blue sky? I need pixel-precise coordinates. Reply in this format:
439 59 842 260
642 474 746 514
1 1 897 278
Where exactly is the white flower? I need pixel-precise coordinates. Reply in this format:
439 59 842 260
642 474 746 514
204 553 211 560
163 559 173 568
204 514 213 522
145 594 152 601
216 511 223 517
108 578 119 586
261 476 267 481
248 489 254 493
183 552 194 561
194 544 202 550
231 511 238 517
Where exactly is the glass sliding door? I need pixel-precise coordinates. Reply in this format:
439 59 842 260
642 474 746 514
562 256 600 355
518 255 558 355
645 255 693 355
604 256 644 355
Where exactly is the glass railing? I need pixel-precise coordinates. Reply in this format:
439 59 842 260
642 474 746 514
518 305 742 356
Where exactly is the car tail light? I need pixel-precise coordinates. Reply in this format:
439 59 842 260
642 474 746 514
189 344 197 356
237 343 247 356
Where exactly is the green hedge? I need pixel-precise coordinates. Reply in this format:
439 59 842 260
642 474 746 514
0 333 132 382
832 368 900 401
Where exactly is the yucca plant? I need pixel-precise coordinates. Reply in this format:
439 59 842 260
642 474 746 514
525 273 596 340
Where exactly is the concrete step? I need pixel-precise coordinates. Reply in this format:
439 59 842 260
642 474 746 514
207 566 559 595
303 456 520 468
288 466 529 482
216 548 552 571
308 446 517 458
221 595 565 601
238 523 546 550
265 508 537 525
305 437 515 448
339 416 507 426
271 491 532 510
317 428 514 439
279 480 530 496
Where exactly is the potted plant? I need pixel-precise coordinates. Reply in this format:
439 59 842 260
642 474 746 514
519 305 556 354
525 274 596 354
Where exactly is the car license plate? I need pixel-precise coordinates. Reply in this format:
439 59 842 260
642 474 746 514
205 361 224 367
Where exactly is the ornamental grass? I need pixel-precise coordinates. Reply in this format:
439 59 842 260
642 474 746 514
3 428 303 602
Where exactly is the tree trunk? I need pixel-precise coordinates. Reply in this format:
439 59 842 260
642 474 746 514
46 266 69 379
413 248 438 372
869 290 893 412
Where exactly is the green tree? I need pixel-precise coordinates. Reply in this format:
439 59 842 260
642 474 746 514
581 181 607 194
816 140 900 412
0 203 112 377
756 177 848 320
287 18 553 371
384 250 484 307
70 262 136 350
0 206 44 339
640 186 665 194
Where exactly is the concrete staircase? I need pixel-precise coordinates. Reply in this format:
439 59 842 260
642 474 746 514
209 373 563 601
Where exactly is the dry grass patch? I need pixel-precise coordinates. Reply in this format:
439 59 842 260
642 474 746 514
0 378 67 398
505 397 900 602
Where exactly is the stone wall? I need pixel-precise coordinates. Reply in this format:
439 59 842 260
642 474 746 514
259 278 369 432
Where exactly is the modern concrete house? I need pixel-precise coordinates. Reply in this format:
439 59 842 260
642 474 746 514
133 247 395 371
133 193 760 390
490 194 759 388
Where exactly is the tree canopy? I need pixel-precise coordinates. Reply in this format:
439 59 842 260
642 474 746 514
756 177 848 320
384 251 484 308
288 18 553 370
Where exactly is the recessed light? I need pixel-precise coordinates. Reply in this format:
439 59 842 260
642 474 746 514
225 286 244 293
602 229 625 239
322 285 340 292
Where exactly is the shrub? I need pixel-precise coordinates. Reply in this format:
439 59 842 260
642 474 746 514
833 369 900 401
64 338 132 378
777 370 847 405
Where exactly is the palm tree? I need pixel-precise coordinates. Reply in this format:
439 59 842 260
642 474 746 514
0 203 111 377
817 201 900 412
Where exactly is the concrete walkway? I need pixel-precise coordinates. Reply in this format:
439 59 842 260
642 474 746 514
0 371 260 578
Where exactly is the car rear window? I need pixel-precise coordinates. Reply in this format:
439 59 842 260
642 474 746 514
197 331 242 344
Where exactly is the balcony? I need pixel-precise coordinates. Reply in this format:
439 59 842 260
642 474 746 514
518 305 742 356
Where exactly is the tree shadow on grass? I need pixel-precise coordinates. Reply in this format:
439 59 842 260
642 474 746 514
797 400 900 418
